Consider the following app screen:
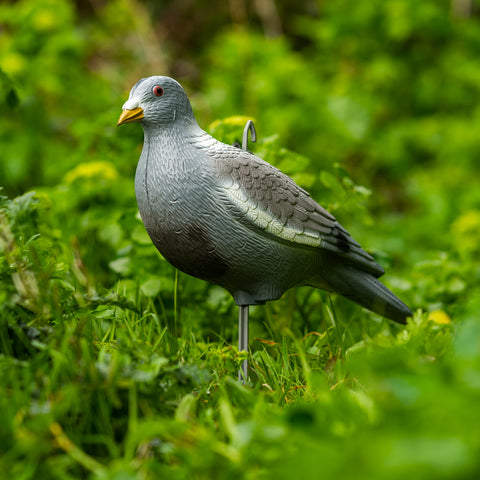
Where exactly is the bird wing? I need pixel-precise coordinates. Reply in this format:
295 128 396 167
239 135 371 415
211 144 385 277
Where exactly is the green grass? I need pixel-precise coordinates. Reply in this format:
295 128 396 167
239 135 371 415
2 276 479 480
1 187 478 479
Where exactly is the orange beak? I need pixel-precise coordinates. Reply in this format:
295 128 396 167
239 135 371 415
117 107 144 126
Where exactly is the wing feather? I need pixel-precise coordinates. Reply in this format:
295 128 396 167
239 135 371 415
210 143 385 277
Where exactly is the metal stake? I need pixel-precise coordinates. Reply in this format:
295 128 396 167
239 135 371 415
236 120 256 383
238 305 249 382
242 120 256 151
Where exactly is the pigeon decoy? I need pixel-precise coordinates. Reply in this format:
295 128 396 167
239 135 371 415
118 76 412 381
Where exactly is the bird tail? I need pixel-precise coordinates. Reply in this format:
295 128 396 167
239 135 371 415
317 265 412 324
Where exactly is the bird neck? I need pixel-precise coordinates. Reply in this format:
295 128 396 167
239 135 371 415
141 121 208 175
142 115 202 140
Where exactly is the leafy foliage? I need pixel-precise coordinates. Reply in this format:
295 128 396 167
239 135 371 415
1 0 480 478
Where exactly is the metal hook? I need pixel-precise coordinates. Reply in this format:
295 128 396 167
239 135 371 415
242 120 256 152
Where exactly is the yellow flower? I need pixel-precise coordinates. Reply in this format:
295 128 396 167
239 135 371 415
32 9 57 32
1 52 27 76
428 310 451 325
450 210 480 254
209 116 256 131
64 161 119 185
451 209 480 235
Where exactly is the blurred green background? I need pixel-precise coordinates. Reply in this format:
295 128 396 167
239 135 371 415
2 1 480 479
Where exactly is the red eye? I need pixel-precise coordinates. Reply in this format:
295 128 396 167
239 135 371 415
153 86 164 97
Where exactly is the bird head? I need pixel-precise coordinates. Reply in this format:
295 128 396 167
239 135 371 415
117 76 195 129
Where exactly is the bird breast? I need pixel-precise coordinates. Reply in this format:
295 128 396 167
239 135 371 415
134 129 230 281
